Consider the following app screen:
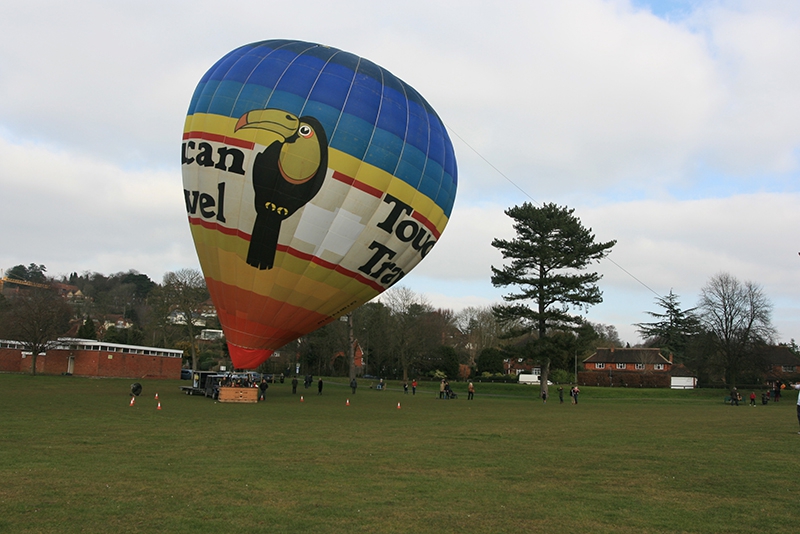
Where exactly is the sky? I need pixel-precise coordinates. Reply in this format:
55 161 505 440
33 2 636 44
1 0 798 346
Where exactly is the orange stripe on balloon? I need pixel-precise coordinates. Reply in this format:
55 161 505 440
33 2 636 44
207 278 334 349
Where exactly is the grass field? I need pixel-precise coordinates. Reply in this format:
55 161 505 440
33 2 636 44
1 374 798 533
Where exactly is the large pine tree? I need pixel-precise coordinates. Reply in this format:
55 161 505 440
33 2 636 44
491 202 616 394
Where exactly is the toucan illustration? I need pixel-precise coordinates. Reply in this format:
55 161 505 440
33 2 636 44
235 109 328 270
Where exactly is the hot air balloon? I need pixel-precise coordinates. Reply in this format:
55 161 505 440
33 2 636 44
182 40 457 369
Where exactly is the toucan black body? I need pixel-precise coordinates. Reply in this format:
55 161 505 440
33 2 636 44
235 110 328 270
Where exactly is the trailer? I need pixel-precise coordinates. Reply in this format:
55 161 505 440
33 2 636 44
180 371 225 399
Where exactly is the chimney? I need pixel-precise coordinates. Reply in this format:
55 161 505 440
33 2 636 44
669 353 673 364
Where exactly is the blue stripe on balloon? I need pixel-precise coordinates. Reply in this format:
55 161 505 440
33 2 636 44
331 114 371 161
307 63 354 112
187 40 457 215
232 84 274 118
364 129 403 174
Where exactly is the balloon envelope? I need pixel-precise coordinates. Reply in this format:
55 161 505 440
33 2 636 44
182 40 457 369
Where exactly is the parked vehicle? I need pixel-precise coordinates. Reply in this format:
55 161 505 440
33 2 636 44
518 374 553 385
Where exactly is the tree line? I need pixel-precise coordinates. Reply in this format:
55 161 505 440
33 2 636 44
0 260 623 378
1 202 793 384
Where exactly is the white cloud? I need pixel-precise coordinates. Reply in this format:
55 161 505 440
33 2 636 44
0 0 797 346
0 134 197 279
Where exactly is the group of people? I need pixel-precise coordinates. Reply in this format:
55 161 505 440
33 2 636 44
439 379 456 399
217 375 258 388
729 385 786 407
399 380 418 395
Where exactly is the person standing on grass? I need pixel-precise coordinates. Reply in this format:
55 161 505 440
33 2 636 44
318 378 323 395
541 390 547 404
749 391 756 407
440 379 446 399
403 381 409 394
730 387 739 406
291 376 298 394
412 379 417 396
350 378 357 394
793 383 800 434
259 378 269 401
572 386 580 405
468 382 474 400
558 386 564 404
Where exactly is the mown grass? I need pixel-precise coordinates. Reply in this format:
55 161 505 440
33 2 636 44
0 374 797 533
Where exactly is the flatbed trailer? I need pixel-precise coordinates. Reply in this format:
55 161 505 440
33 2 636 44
180 371 224 398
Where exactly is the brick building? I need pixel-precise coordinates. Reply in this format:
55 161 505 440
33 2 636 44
759 345 800 383
579 347 673 387
0 338 183 379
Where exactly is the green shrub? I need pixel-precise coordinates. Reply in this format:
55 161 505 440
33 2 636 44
550 369 573 384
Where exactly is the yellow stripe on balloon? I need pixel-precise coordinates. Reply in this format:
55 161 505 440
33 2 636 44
191 228 381 314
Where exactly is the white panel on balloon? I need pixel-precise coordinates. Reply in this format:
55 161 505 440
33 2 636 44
294 203 365 257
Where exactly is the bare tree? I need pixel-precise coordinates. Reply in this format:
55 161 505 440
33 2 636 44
160 269 209 370
380 286 434 381
0 288 72 375
698 272 775 385
456 306 502 366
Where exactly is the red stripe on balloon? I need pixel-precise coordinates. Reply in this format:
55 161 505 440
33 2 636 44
332 171 383 198
183 131 254 150
272 243 385 292
411 210 441 239
188 216 250 240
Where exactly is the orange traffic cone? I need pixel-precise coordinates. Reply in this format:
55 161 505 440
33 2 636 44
129 397 135 406
157 402 162 410
346 399 350 406
154 393 159 400
397 402 401 409
300 396 304 402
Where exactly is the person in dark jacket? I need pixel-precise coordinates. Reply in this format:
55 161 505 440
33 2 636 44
318 378 324 395
350 378 357 394
291 376 298 394
258 379 269 401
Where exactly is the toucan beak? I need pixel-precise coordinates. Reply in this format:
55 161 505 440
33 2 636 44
234 109 300 139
